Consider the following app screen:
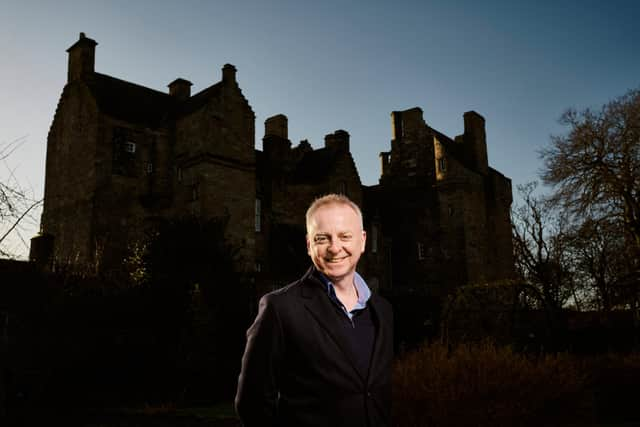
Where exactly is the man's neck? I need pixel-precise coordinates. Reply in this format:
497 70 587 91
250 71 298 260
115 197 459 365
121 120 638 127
331 272 356 293
331 274 359 312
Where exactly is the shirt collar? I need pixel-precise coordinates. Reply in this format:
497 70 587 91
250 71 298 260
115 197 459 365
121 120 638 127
316 270 371 309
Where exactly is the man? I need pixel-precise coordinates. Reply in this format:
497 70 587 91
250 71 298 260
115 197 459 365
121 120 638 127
235 194 393 427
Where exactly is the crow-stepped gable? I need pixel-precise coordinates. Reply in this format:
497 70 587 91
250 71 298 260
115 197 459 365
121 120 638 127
35 34 514 300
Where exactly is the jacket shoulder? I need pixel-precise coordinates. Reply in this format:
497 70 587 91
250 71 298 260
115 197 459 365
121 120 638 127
259 273 307 305
371 294 393 316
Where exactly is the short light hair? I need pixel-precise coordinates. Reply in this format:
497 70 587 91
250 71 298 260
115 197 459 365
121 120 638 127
305 193 364 232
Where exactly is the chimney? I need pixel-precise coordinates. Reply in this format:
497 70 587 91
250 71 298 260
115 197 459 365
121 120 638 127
325 130 350 152
263 114 291 159
265 114 288 139
463 111 488 175
168 78 193 101
66 32 97 83
379 151 390 176
222 63 237 85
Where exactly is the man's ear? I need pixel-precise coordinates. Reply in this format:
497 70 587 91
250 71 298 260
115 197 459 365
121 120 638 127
360 230 366 253
306 234 312 256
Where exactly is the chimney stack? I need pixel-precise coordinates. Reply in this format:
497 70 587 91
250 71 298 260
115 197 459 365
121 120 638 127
265 114 288 139
263 114 291 160
168 78 193 101
222 63 237 85
324 130 350 152
463 111 488 175
66 32 98 82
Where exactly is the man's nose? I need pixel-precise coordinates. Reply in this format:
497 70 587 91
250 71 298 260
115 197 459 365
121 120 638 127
327 238 341 253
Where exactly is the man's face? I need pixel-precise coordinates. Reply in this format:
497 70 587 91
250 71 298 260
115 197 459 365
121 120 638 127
306 203 366 284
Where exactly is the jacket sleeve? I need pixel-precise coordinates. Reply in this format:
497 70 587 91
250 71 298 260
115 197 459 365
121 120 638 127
235 294 284 426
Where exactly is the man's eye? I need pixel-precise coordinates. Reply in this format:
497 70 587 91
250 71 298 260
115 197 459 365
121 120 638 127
314 236 329 243
341 235 352 241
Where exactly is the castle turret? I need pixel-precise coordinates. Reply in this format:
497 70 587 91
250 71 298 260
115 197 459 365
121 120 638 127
66 32 97 83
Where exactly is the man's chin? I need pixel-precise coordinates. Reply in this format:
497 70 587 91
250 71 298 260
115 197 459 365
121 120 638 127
322 269 353 283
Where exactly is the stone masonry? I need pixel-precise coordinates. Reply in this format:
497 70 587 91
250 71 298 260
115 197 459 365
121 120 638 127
35 33 514 300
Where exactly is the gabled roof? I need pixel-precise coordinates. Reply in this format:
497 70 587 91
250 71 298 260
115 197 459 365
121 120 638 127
87 73 176 128
178 82 223 116
86 73 228 128
291 147 342 184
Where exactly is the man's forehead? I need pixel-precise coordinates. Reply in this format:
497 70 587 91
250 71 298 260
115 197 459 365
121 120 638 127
308 206 361 231
312 202 358 217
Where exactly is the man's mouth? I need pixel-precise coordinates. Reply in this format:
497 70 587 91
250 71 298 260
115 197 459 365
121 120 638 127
326 256 348 263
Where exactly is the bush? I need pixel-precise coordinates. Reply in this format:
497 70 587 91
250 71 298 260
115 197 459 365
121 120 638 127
393 341 594 427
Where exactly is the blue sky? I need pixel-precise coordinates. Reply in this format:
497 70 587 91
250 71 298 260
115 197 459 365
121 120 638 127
1 0 639 257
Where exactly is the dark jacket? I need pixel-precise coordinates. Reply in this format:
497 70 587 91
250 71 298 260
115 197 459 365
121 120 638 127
235 267 394 427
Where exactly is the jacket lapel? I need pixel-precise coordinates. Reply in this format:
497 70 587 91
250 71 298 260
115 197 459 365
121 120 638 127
301 269 365 382
367 295 389 383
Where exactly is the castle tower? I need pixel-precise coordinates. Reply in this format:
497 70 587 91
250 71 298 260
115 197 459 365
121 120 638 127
380 107 435 186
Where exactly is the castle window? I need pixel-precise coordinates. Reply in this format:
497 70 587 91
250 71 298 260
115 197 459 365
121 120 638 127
255 198 262 232
417 242 425 260
438 157 447 172
146 162 153 174
177 167 183 182
112 127 137 177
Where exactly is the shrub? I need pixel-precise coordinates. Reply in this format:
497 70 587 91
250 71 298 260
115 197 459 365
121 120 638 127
393 341 594 427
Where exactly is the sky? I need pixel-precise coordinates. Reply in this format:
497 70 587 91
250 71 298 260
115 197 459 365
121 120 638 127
1 0 639 258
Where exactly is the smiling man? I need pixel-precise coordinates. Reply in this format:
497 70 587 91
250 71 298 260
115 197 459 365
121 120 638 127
235 194 394 427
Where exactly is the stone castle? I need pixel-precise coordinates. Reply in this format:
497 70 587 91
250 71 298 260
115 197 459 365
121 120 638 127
34 33 514 298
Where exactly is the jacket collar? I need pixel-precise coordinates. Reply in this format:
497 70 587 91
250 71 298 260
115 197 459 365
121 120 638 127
300 266 389 383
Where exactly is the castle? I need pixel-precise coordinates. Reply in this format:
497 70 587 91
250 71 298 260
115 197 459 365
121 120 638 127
34 33 514 298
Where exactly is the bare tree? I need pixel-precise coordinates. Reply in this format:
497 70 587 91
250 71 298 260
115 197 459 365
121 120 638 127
541 89 640 343
0 137 42 258
540 88 640 258
511 182 579 311
568 217 638 312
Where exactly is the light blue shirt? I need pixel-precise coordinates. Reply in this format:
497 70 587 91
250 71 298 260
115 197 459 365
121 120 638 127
319 271 371 320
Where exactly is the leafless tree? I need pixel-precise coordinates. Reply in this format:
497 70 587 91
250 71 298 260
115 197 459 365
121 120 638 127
568 217 638 312
540 89 640 341
0 137 42 258
540 88 640 259
511 182 580 311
